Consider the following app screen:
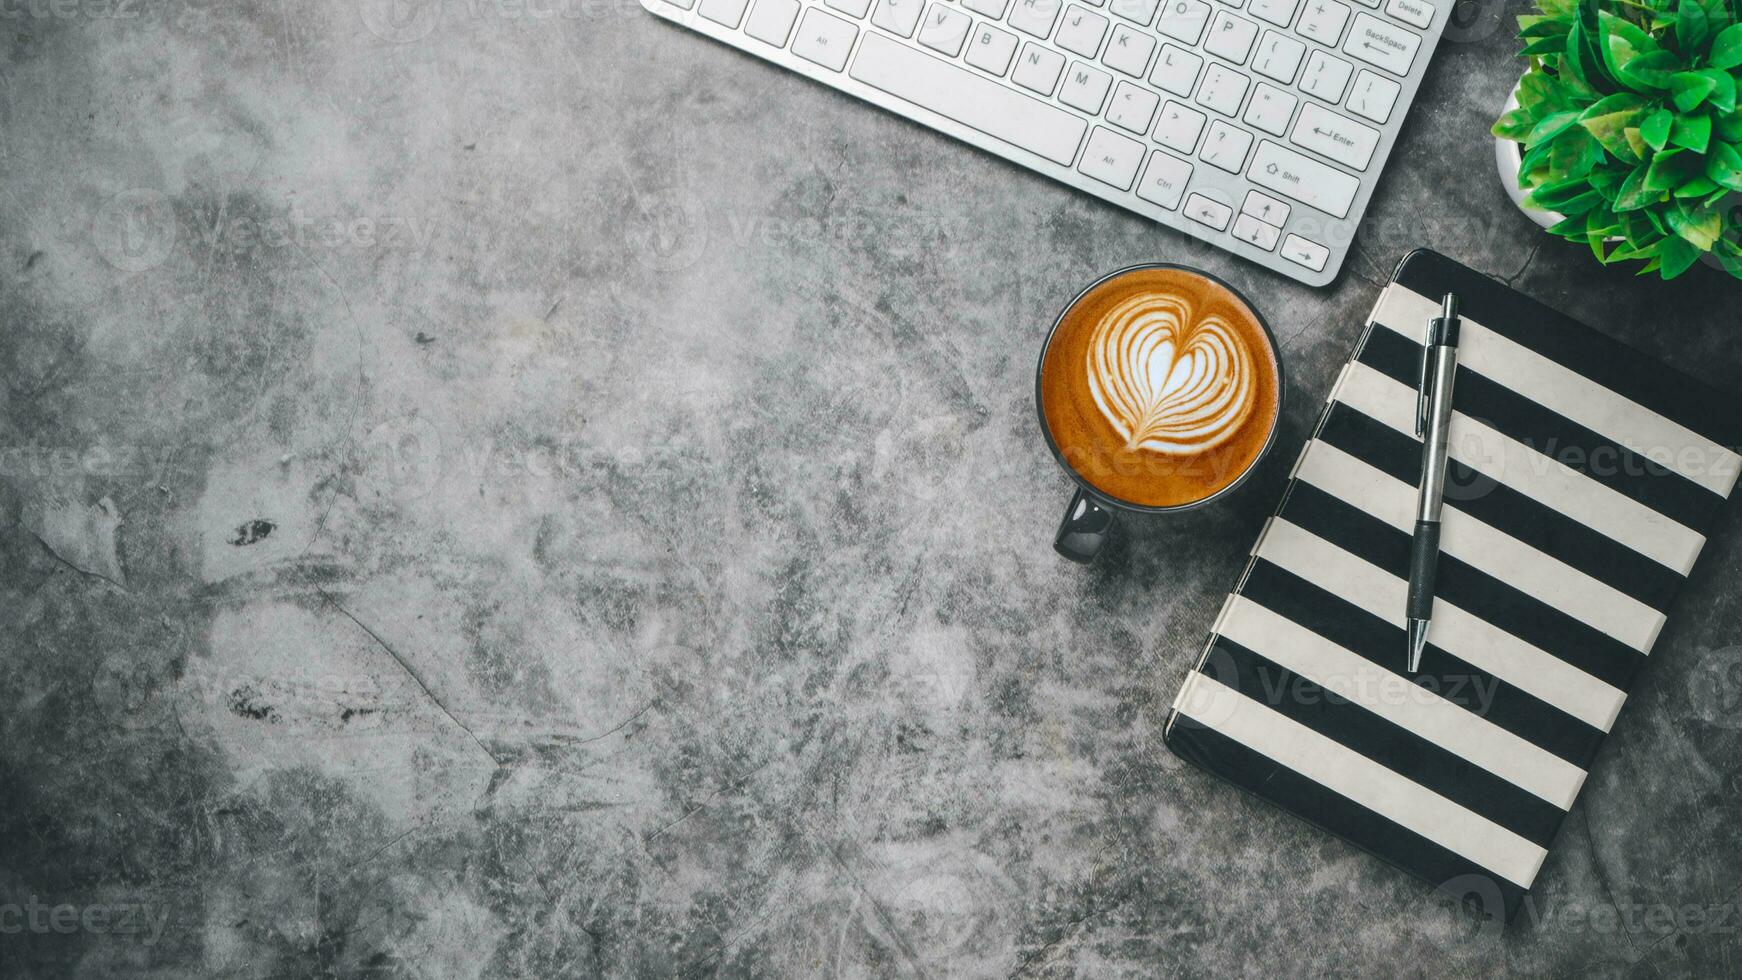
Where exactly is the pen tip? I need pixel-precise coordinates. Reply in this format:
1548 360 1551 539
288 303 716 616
1407 620 1429 673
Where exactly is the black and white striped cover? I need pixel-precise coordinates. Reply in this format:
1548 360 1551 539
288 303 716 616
1163 249 1741 921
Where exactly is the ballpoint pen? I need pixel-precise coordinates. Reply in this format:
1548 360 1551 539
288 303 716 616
1406 292 1461 673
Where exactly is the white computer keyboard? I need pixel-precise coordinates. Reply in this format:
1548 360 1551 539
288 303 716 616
641 0 1448 286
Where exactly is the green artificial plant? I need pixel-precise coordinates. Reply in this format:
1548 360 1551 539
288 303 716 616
1493 0 1742 279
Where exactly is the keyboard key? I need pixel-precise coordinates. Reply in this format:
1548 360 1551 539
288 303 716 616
1102 23 1156 76
1296 0 1350 44
1243 82 1297 135
1154 100 1207 151
1155 0 1211 42
1200 119 1254 171
1232 213 1281 249
1184 192 1233 229
1107 81 1160 133
1136 151 1193 208
826 0 872 16
1241 188 1290 224
1385 0 1433 28
1247 0 1298 26
1348 69 1401 123
1060 61 1113 112
1009 0 1063 37
1343 12 1419 75
1290 101 1380 168
1203 10 1259 63
1253 31 1305 83
1281 233 1330 271
1013 42 1068 94
1300 49 1353 102
699 0 751 27
1351 0 1379 7
1079 126 1146 188
1249 139 1359 216
850 33 1087 164
1149 44 1203 96
870 0 924 36
1195 62 1249 116
745 0 801 45
793 7 859 68
919 3 972 55
1109 0 1158 24
963 0 1008 15
966 24 1020 75
1057 5 1110 56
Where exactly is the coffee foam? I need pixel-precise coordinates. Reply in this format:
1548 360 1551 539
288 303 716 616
1085 293 1257 456
1040 267 1279 509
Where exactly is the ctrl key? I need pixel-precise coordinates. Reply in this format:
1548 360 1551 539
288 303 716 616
1135 151 1192 210
1281 233 1329 271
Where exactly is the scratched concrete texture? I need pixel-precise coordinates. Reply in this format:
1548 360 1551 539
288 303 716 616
2 0 1741 976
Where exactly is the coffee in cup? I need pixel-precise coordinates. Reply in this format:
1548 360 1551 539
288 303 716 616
1036 265 1282 560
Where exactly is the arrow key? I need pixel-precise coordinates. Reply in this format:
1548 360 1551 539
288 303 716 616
1239 189 1290 227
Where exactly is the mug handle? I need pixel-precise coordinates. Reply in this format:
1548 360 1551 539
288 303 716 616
1054 487 1115 563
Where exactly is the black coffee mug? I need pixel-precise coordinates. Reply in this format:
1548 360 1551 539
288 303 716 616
1034 264 1285 563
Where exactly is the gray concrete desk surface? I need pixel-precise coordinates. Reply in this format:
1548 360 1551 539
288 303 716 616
3 1 1740 976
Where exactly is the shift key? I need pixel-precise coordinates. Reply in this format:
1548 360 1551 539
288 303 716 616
851 33 1087 165
1248 140 1359 218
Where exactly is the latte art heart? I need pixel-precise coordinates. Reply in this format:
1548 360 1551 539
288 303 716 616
1085 293 1258 455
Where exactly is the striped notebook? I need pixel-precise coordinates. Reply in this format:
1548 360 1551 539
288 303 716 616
1163 249 1741 921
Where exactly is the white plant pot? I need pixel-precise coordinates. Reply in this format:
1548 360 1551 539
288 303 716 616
1496 84 1565 230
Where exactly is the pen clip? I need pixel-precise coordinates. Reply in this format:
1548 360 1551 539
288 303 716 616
1417 293 1460 439
1415 331 1432 439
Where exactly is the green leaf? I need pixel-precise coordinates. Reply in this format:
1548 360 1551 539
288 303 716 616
1671 111 1713 151
1519 69 1577 113
1701 0 1733 35
1493 107 1539 141
1518 15 1565 35
1666 202 1722 248
1625 125 1652 157
1659 234 1702 277
1529 109 1586 143
1716 111 1742 141
1619 50 1683 90
1525 175 1604 213
1671 70 1719 110
1700 68 1737 113
1675 175 1721 196
1677 0 1711 51
1641 107 1676 148
1646 147 1701 189
1706 140 1742 189
1520 138 1560 185
1711 23 1742 68
1567 0 1616 93
1614 164 1663 209
1556 128 1609 177
1523 34 1574 55
1590 167 1630 198
1600 12 1654 82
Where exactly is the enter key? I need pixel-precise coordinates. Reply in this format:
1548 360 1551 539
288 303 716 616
1289 102 1380 170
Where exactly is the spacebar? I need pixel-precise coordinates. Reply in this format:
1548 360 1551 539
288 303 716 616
849 33 1086 167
